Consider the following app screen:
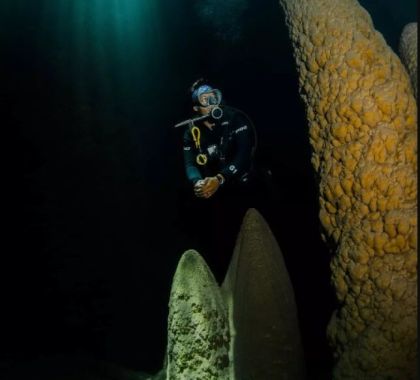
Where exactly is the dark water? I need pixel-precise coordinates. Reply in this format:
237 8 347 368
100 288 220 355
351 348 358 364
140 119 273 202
2 0 416 378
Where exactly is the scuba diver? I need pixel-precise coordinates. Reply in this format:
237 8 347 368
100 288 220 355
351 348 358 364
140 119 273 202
176 78 258 199
175 78 267 282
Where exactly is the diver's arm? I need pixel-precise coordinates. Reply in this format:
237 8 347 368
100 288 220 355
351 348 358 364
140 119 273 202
219 119 253 182
183 131 203 185
183 129 218 199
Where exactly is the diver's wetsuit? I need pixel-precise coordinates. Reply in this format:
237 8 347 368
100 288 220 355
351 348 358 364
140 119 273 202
183 106 256 190
181 106 260 282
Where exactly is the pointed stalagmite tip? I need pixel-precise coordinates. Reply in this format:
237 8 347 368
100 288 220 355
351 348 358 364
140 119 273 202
239 208 272 237
172 249 218 291
177 249 202 269
243 207 261 221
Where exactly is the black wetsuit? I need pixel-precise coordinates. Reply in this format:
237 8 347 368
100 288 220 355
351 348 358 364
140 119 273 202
183 106 256 190
180 106 263 282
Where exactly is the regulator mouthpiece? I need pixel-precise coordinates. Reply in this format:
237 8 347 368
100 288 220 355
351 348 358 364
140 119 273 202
210 106 223 120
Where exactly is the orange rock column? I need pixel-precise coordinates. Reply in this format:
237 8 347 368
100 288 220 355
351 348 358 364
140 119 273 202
277 0 417 378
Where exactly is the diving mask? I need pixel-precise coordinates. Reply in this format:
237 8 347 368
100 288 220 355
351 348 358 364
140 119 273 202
192 85 222 107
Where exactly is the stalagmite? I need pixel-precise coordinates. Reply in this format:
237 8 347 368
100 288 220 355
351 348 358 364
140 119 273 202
276 0 417 378
163 209 305 379
166 250 230 380
222 208 305 380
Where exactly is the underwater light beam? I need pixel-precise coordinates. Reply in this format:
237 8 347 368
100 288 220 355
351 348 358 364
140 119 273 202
41 0 167 113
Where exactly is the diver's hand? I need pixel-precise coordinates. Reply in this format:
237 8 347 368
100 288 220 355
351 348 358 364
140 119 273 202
194 177 220 198
193 180 206 198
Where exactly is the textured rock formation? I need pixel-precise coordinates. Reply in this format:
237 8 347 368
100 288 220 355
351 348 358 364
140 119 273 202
166 250 230 380
277 0 417 379
399 23 417 99
162 210 304 379
222 208 305 380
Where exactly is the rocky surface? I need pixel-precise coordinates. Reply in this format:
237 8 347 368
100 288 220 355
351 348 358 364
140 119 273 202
399 22 417 99
277 0 417 378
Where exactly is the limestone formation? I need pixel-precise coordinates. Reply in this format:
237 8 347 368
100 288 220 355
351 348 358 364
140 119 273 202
222 208 305 380
399 23 417 99
280 0 417 380
166 250 230 380
162 210 304 379
277 0 417 379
